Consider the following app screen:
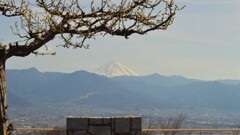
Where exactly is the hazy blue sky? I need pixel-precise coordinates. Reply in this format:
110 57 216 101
2 0 240 80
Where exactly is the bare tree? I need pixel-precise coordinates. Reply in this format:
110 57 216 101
143 114 187 135
232 125 240 135
143 118 159 135
0 0 183 134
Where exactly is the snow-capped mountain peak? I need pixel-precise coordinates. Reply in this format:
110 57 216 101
94 62 138 77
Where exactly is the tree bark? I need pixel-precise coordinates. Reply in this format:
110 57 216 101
0 58 7 135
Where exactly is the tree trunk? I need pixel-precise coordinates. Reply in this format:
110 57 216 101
0 58 8 135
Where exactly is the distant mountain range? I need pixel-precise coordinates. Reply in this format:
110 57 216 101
6 67 240 111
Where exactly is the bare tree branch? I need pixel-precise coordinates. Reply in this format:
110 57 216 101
2 0 184 59
0 0 25 17
143 114 187 135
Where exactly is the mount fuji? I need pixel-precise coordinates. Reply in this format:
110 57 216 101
94 62 138 77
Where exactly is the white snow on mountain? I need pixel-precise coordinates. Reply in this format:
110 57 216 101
94 62 138 77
